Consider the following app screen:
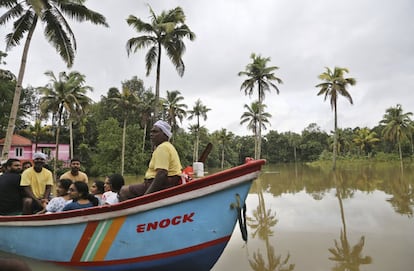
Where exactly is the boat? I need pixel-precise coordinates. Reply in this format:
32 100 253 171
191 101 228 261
0 159 266 271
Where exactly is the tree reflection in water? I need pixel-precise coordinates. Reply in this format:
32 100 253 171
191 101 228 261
247 178 295 271
328 172 372 271
387 175 413 217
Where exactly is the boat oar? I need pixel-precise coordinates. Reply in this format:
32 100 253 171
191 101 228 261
198 142 213 163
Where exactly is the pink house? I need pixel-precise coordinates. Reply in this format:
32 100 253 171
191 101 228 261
0 134 70 163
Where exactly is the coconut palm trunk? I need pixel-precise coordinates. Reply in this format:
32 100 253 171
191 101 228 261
195 134 200 162
53 105 64 182
1 20 37 160
69 119 74 159
142 123 147 154
257 87 263 160
221 146 225 169
154 45 162 118
333 100 338 170
398 141 403 174
121 118 127 176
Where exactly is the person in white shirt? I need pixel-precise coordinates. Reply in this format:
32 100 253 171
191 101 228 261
101 174 124 205
38 178 72 214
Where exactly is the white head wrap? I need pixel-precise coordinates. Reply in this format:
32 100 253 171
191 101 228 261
33 152 47 160
154 120 172 139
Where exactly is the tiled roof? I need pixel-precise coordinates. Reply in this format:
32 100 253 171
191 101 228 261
0 134 32 146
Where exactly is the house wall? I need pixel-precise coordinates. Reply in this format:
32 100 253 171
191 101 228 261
8 145 32 161
7 144 70 162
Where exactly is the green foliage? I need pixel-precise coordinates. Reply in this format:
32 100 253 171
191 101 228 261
91 118 123 176
0 82 37 137
173 131 194 168
124 124 148 175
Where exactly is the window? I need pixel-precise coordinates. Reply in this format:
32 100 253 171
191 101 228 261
15 147 23 157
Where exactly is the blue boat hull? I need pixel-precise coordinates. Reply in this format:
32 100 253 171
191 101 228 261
0 160 265 271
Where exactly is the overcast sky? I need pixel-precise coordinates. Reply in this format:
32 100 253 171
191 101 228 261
2 0 413 136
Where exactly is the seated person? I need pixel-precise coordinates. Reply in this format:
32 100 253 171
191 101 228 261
101 174 125 204
37 179 73 214
103 175 111 192
119 120 182 201
90 180 105 205
20 152 53 214
62 181 99 211
0 159 24 215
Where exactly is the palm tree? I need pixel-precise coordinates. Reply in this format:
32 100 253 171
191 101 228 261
353 127 380 156
28 119 53 153
316 67 356 170
380 104 413 171
187 99 210 162
240 101 272 159
0 0 108 161
139 91 155 153
109 87 140 176
126 5 195 117
238 53 282 159
163 90 188 134
216 129 233 169
39 70 92 180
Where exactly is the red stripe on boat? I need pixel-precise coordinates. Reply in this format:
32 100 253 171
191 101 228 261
60 235 230 267
71 221 100 261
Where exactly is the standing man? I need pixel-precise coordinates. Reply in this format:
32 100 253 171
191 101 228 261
20 152 54 214
0 158 24 215
119 120 182 200
59 158 89 184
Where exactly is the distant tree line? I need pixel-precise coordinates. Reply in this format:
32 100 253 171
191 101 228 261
1 75 413 176
1 3 413 177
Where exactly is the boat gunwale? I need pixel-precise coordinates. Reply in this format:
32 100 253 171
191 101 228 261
0 159 265 225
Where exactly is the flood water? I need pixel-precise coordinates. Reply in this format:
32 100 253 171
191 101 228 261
212 162 414 271
1 162 413 271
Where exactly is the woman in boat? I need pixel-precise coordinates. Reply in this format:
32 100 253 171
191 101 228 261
62 181 99 211
90 180 105 205
37 178 72 214
103 175 111 192
101 174 124 204
119 120 182 200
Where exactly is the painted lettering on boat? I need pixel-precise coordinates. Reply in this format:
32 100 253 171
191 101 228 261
136 212 195 233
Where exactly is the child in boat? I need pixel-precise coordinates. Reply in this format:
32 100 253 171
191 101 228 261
62 181 99 211
37 178 72 214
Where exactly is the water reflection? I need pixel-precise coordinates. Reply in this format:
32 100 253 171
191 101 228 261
213 162 414 271
387 175 413 217
328 172 372 271
247 178 294 271
258 162 414 216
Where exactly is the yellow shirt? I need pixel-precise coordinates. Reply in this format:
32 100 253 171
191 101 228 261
20 167 54 199
145 141 182 179
60 171 89 184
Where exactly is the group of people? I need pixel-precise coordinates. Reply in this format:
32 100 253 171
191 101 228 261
0 120 184 215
